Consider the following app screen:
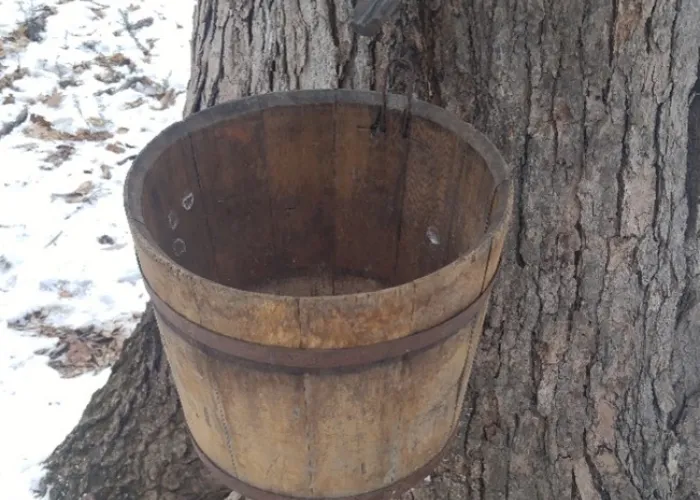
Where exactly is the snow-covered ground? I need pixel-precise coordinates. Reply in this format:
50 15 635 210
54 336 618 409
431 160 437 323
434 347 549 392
0 0 195 497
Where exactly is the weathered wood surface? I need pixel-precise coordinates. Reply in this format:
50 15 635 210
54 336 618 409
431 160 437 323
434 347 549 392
127 92 511 350
126 90 511 497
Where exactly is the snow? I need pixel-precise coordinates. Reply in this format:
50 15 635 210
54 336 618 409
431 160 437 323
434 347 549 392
0 0 196 497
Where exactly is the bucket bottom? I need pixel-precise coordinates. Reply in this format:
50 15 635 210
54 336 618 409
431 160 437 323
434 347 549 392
249 268 387 297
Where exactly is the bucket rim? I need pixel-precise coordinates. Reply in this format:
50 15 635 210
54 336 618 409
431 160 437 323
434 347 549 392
124 89 513 305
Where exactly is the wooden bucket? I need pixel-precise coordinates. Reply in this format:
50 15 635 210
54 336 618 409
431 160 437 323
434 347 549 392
125 88 512 500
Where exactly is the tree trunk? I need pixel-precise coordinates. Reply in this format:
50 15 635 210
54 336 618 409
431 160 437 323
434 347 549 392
39 306 230 500
41 0 700 499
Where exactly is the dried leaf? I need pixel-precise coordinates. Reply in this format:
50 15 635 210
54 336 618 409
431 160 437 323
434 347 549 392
8 5 57 44
0 67 30 91
24 124 60 140
41 89 64 108
132 17 153 29
58 77 79 89
0 255 12 273
100 164 112 179
106 142 125 154
86 116 107 127
116 154 137 166
74 129 112 141
51 180 95 203
0 107 27 138
89 7 106 19
94 68 122 84
72 61 91 73
73 180 94 196
35 322 129 378
152 88 177 110
42 144 75 169
30 113 52 128
24 113 64 140
25 114 112 142
81 40 99 51
123 97 144 109
95 52 134 69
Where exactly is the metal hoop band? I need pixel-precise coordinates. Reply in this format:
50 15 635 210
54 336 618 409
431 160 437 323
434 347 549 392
145 277 493 371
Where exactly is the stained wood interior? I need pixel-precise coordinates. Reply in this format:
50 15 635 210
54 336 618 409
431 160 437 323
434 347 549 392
141 103 497 297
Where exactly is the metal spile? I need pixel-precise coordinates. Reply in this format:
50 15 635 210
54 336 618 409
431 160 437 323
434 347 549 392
352 0 402 37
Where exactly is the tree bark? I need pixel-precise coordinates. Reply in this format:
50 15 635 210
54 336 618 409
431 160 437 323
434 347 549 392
39 306 230 500
42 0 700 499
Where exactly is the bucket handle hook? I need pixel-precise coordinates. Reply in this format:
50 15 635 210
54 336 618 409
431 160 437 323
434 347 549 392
372 58 416 138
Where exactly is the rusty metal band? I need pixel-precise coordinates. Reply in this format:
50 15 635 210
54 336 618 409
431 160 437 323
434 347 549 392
192 424 457 500
144 278 493 370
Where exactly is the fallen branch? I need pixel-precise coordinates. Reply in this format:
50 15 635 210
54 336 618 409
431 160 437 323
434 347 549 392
85 0 109 8
94 76 157 96
118 10 153 56
45 231 64 248
116 154 137 166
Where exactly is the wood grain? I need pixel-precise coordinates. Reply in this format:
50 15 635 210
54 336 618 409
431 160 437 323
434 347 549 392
264 103 335 278
394 116 459 283
189 116 274 289
156 316 235 474
125 90 512 499
333 105 409 284
141 135 216 280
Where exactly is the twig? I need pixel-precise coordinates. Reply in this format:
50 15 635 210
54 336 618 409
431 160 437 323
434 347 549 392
0 107 28 140
118 10 152 56
116 154 137 166
64 205 84 220
72 94 87 124
85 0 109 8
94 75 156 96
45 231 63 248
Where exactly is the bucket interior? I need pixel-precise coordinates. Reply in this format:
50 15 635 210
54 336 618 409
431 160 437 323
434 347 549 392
138 101 501 297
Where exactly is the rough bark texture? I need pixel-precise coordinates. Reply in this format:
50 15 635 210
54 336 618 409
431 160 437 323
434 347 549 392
39 307 229 500
42 0 700 499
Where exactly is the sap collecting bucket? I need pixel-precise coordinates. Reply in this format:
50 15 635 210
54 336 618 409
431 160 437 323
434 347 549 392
124 86 512 500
